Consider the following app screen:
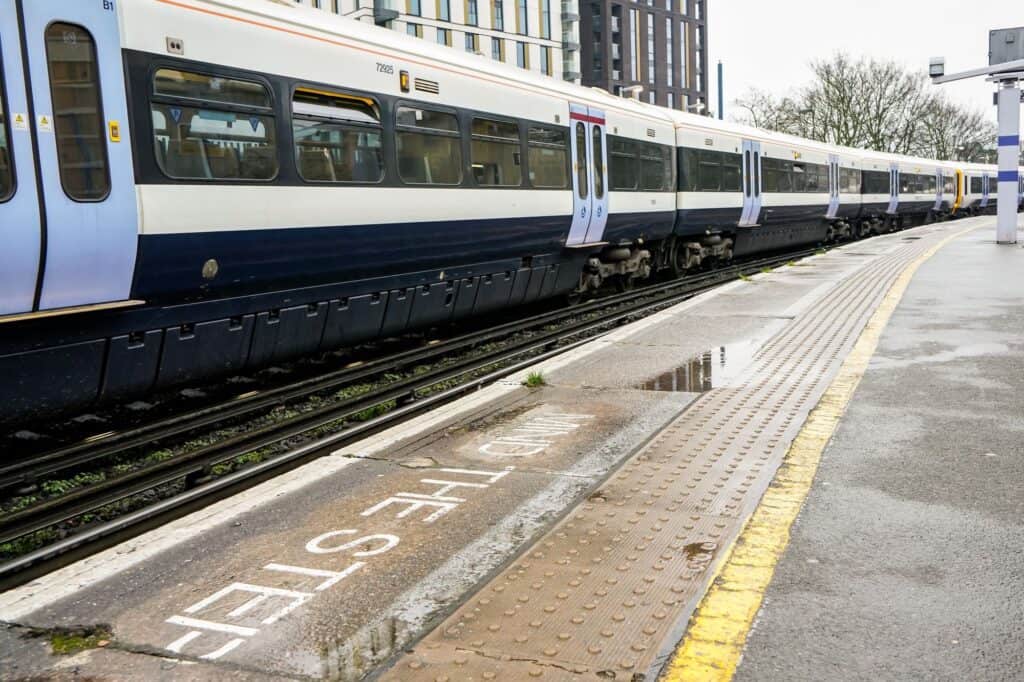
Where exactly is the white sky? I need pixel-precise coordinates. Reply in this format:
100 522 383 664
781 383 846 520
708 0 1024 128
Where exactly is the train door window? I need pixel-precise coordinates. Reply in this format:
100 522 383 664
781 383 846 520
0 58 13 202
471 117 522 186
151 69 277 180
943 175 955 194
989 176 998 193
45 23 110 201
574 121 587 199
527 125 568 188
591 125 604 198
292 88 383 183
970 176 982 193
609 136 638 190
396 105 462 185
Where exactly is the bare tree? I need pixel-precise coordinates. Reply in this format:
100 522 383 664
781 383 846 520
732 53 996 162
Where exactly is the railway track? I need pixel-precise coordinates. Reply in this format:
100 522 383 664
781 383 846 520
0 247 820 590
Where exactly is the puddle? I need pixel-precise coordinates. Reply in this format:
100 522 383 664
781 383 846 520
637 340 760 392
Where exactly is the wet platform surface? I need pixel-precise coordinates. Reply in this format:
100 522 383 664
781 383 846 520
734 225 1024 680
0 217 1009 681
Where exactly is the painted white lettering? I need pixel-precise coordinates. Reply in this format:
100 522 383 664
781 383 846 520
184 582 313 626
360 496 458 523
304 530 401 556
165 615 258 637
417 479 489 498
438 467 513 483
479 442 548 457
264 561 366 591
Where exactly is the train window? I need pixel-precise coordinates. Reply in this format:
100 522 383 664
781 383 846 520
471 117 522 186
943 175 955 194
862 170 888 195
679 147 737 192
792 164 807 192
45 23 110 201
840 167 861 194
970 176 982 193
609 136 637 190
396 106 461 185
988 176 998 193
575 122 587 199
592 126 605 198
151 69 277 181
527 125 569 188
154 69 271 108
292 88 383 183
0 63 12 202
721 152 740 193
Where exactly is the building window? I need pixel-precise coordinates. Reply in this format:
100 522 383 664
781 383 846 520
540 46 551 76
465 32 479 52
516 41 528 68
407 0 421 16
667 92 674 109
493 0 505 31
665 0 671 9
665 16 673 87
492 36 505 60
541 0 551 39
647 13 655 84
437 0 450 21
648 90 655 104
695 0 702 21
407 22 423 37
680 0 687 15
629 9 638 81
680 20 688 89
516 0 528 35
437 27 452 45
466 0 479 26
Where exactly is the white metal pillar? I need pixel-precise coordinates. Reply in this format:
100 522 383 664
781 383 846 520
996 80 1021 244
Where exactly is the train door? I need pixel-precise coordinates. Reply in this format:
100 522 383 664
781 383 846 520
19 0 138 311
0 0 42 316
980 172 990 209
739 139 761 226
953 169 963 213
566 104 608 246
933 169 943 213
826 154 839 219
887 164 899 214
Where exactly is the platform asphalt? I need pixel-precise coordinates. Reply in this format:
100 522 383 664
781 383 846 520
731 222 1024 680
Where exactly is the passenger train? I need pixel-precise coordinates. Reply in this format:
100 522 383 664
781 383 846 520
1 0 1022 423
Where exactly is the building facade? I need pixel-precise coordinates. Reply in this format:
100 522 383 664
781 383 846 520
578 0 708 111
292 0 581 83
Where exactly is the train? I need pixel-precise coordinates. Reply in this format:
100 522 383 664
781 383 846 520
1 0 1022 424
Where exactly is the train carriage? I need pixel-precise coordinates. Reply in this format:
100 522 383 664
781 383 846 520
0 0 1014 425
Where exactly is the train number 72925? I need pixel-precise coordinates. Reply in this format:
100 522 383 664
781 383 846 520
376 62 395 74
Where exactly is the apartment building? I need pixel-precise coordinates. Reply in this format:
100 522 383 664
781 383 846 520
578 0 708 111
292 0 582 83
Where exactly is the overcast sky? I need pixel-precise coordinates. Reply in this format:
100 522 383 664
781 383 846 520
708 0 1024 128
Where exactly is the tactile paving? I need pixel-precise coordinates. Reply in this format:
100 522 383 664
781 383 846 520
383 227 952 681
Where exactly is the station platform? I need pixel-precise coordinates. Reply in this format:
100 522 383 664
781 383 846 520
0 214 1020 681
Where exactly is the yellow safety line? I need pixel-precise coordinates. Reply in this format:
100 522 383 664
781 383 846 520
662 225 978 682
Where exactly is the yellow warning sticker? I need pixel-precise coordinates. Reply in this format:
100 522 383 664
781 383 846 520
109 120 121 143
37 114 53 133
12 113 28 131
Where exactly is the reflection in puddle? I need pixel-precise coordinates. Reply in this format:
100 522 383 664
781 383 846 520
638 341 758 392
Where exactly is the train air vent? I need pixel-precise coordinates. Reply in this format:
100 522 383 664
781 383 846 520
646 128 656 137
414 78 440 94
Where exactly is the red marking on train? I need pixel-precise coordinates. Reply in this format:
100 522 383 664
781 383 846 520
569 112 606 125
